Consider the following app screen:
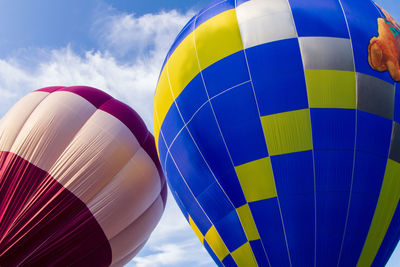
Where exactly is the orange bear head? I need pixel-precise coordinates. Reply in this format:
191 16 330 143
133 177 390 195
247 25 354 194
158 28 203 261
368 6 400 82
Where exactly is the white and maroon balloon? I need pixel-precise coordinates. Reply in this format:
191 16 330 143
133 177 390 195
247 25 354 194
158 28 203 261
0 86 166 266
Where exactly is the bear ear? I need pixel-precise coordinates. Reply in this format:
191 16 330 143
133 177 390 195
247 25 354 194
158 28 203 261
379 6 400 29
368 39 384 71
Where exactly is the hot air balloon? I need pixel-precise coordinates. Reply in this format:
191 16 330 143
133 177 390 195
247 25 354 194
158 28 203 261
0 86 166 266
153 0 400 266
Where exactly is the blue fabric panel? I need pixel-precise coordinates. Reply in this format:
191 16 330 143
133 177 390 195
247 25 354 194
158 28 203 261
340 0 394 84
315 150 354 192
338 152 387 265
165 155 212 235
165 155 191 216
338 192 383 266
188 103 246 207
316 192 349 267
215 210 247 252
202 50 250 98
169 181 189 220
196 0 235 27
246 39 309 116
197 182 234 224
221 254 236 267
249 239 269 266
187 200 213 236
310 108 356 151
204 240 224 267
395 83 400 123
157 133 168 170
352 151 387 195
356 110 392 159
160 103 185 147
280 194 315 266
270 150 314 196
176 74 208 122
249 198 291 267
288 0 349 38
372 201 400 266
271 151 315 266
314 150 353 265
212 82 269 166
169 127 215 197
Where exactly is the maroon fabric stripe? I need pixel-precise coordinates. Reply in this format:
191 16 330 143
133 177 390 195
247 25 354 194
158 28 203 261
0 151 112 267
35 86 65 93
34 86 166 184
36 86 112 108
99 98 149 144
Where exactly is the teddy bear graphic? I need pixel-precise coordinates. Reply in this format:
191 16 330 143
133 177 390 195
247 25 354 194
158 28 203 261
368 6 400 82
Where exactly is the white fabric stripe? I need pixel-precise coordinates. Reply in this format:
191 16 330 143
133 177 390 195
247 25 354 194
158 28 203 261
110 241 146 267
9 91 97 171
47 109 140 203
236 0 297 49
87 148 161 240
109 196 164 265
0 91 48 152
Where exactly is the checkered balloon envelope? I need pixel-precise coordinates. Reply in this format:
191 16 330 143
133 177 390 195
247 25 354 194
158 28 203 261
153 0 400 266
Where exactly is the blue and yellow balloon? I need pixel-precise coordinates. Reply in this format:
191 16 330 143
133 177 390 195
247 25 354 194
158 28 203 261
154 0 400 266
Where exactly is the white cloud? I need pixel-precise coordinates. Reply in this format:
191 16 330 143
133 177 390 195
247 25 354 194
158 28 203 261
0 8 214 267
0 9 195 130
0 47 154 128
93 9 194 62
130 241 211 267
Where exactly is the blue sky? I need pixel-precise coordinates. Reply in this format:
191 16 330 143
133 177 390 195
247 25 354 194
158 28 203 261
0 0 398 266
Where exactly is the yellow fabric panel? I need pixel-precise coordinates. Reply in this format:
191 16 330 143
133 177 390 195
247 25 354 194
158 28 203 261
167 32 200 99
189 216 204 244
305 70 356 109
261 109 313 156
357 159 400 267
231 242 258 267
153 69 174 146
195 9 244 70
153 31 198 145
205 225 230 261
235 157 277 202
236 204 260 241
153 9 243 144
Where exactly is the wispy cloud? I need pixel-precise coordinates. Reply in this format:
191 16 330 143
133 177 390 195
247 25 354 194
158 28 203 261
129 240 211 267
93 9 193 62
0 9 193 130
129 192 212 267
0 7 213 267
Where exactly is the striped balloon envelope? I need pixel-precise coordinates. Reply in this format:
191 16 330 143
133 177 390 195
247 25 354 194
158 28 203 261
153 0 400 266
0 86 167 266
